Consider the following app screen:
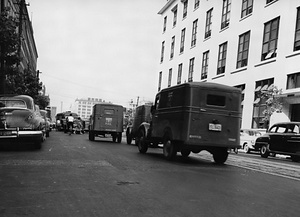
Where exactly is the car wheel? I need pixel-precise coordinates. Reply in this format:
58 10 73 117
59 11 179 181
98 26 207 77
212 148 228 164
163 136 177 161
243 144 250 153
136 129 148 154
260 145 269 158
181 149 191 158
89 131 95 141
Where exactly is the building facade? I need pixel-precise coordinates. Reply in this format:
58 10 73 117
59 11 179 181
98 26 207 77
157 0 300 129
74 97 107 120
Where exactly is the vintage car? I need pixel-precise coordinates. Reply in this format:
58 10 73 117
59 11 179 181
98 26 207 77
40 109 51 137
240 129 263 153
126 104 152 145
0 95 45 148
254 122 300 162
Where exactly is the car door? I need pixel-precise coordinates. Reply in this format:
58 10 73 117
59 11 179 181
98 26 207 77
268 125 286 152
283 124 300 154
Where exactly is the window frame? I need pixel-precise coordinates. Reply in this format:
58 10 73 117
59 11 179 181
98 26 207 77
188 57 195 82
160 41 165 63
221 0 231 29
241 0 253 18
170 36 175 59
217 42 228 75
294 7 300 51
177 63 183 84
191 19 198 47
205 8 213 39
236 31 250 69
201 50 209 80
168 68 172 87
180 28 186 53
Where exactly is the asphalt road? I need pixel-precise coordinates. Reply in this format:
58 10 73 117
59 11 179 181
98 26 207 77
0 131 299 217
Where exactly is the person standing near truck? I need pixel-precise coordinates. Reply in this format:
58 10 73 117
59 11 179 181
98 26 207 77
66 113 74 135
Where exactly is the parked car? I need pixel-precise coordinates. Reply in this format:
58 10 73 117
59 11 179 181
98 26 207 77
240 129 263 153
254 122 300 162
0 95 45 148
40 109 51 137
126 104 152 145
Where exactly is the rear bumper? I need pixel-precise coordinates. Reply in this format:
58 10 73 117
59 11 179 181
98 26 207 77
0 129 43 143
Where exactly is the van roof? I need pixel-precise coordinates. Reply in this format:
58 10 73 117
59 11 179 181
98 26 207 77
159 82 240 93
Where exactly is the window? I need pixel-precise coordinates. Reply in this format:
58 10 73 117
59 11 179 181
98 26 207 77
241 0 253 18
160 41 165 63
207 95 226 107
168 69 172 87
252 78 274 128
191 19 198 47
170 36 175 59
261 17 280 61
158 71 162 91
194 0 200 9
221 0 231 29
163 16 167 32
205 8 213 39
294 7 300 51
237 31 250 68
217 42 227 75
287 73 300 89
266 0 276 4
172 5 178 27
201 51 209 80
188 57 195 82
177 63 183 84
180 28 186 53
183 0 188 19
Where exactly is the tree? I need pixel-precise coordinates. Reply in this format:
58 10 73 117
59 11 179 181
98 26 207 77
261 85 283 128
0 8 20 94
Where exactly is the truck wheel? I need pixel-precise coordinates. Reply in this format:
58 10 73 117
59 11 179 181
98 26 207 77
260 145 269 158
112 134 117 143
181 149 191 158
137 129 148 153
243 144 250 153
117 133 122 143
291 155 300 162
163 137 176 161
89 131 95 141
126 132 132 145
212 148 228 164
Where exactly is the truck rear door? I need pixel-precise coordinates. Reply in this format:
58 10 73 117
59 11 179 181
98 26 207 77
95 106 120 132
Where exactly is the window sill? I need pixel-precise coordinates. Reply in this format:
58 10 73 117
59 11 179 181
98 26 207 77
286 51 300 59
240 13 252 22
231 67 247 74
220 25 229 33
190 44 196 49
212 74 225 80
265 0 278 8
204 36 211 42
254 58 276 67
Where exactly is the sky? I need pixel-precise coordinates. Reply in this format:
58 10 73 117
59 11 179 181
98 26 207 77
28 0 166 112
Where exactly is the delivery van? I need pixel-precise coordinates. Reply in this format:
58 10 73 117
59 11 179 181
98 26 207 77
89 103 123 143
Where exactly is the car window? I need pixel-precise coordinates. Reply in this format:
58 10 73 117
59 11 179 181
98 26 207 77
0 100 27 108
277 126 286 133
288 125 300 133
269 126 277 133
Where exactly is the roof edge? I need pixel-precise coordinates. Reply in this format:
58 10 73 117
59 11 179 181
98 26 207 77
158 0 176 15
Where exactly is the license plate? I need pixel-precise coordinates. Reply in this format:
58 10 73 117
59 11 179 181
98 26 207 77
0 131 12 136
209 123 222 131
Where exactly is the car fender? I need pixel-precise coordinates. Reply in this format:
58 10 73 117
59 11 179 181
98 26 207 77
138 122 150 137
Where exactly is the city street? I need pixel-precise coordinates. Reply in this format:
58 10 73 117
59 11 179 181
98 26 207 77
0 131 299 217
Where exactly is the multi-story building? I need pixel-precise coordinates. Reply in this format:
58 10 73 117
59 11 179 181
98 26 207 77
157 0 300 129
74 97 107 120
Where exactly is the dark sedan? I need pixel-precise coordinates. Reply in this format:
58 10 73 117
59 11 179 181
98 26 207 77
254 122 300 162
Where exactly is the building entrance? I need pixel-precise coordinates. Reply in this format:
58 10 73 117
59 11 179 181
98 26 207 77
291 104 300 121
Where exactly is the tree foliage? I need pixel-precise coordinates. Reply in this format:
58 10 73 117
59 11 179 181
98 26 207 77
0 8 49 109
261 85 283 125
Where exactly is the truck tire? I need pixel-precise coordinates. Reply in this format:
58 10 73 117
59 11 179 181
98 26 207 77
212 148 228 164
89 131 95 141
137 129 148 153
112 134 117 143
181 149 191 158
163 136 176 161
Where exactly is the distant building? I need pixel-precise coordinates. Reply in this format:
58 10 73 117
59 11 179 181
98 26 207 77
74 97 107 120
157 0 300 129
